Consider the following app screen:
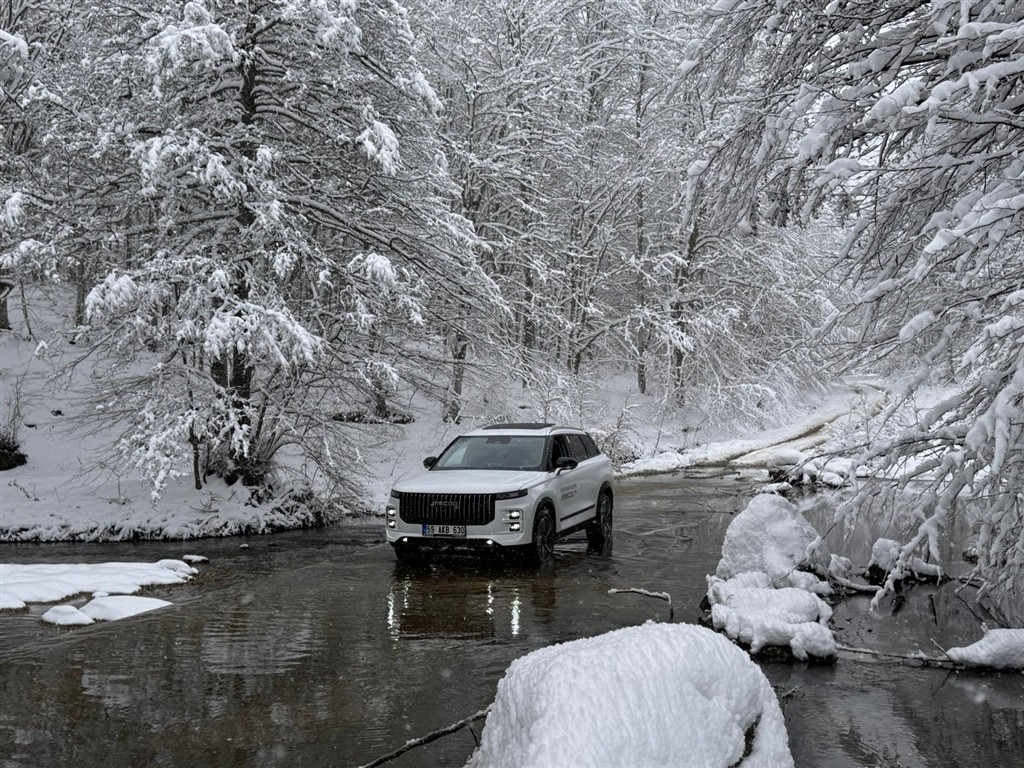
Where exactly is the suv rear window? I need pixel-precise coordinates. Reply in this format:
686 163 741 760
566 434 590 462
580 433 601 459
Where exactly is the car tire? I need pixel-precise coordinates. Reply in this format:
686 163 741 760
586 491 613 555
393 541 431 565
527 505 556 566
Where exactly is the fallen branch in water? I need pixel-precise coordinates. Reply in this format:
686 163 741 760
836 643 955 668
609 588 674 621
356 706 492 768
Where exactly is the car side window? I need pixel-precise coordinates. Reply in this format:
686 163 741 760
581 433 601 459
566 434 590 462
550 436 573 467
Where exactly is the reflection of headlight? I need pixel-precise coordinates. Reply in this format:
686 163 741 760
495 489 528 500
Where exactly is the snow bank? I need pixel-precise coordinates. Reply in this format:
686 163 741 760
708 495 837 660
947 628 1024 670
0 559 197 610
467 622 794 768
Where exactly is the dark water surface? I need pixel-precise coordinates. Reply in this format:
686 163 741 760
1 475 1022 767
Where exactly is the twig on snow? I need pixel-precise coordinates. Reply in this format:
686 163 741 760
356 706 491 768
608 587 674 621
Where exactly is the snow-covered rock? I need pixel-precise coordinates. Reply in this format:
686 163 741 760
716 493 831 595
707 575 836 661
707 495 838 660
467 622 794 768
947 628 1024 670
867 537 943 583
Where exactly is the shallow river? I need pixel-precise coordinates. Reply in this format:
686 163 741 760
1 475 1022 767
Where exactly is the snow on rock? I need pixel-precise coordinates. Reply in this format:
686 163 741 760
466 622 794 768
868 538 943 582
707 495 837 660
41 604 95 626
0 560 197 610
707 575 836 661
869 538 901 571
716 494 831 594
947 628 1024 670
79 595 172 622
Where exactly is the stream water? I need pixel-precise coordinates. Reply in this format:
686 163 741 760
1 474 1022 767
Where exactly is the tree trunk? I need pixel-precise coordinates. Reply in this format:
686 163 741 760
445 333 469 423
0 279 12 331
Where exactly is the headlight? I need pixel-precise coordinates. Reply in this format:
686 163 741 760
509 522 521 532
508 510 521 519
386 508 396 518
495 489 528 501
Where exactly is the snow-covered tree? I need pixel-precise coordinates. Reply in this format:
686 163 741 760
3 0 491 501
695 0 1024 619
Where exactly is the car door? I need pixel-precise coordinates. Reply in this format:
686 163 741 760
565 433 600 523
549 435 585 528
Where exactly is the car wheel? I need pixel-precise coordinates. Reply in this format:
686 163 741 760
528 505 556 566
586 491 613 555
393 541 431 565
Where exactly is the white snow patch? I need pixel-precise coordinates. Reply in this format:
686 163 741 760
0 560 197 610
467 622 794 768
41 604 96 626
79 595 172 622
947 628 1024 670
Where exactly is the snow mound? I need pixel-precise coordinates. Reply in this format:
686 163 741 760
707 575 836 661
467 622 794 768
947 628 1024 670
716 494 831 595
707 495 837 660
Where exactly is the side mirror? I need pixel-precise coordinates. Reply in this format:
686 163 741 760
555 456 578 472
423 456 437 469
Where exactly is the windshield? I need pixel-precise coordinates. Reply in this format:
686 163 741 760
433 435 547 471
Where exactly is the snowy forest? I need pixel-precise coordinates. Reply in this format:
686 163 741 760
1 0 1023 618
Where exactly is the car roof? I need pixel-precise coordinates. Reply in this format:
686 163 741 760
464 422 585 437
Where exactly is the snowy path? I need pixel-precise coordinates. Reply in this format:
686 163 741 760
621 381 887 477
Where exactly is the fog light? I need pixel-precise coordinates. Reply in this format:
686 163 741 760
509 522 521 532
486 540 495 546
509 510 521 519
387 520 396 529
386 507 396 517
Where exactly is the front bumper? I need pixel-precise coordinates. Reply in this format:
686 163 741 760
385 505 533 548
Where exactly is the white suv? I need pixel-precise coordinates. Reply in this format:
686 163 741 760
385 423 615 565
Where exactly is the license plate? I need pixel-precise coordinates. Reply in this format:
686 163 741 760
422 524 466 537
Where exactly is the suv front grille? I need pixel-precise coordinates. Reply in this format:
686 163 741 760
398 493 496 526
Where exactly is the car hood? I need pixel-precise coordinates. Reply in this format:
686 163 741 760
393 469 545 494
